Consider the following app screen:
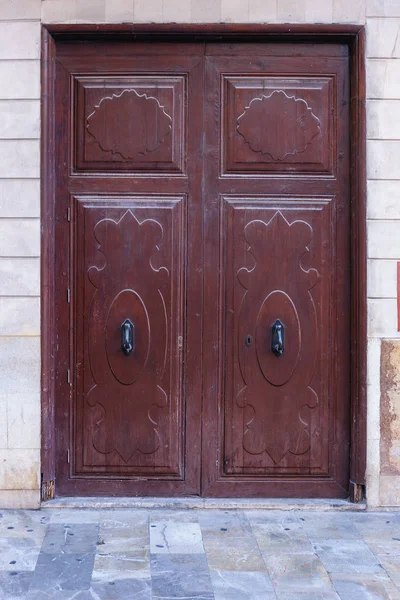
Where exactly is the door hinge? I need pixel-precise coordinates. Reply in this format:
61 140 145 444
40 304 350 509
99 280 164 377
67 288 71 303
67 207 71 222
67 449 70 464
67 369 71 384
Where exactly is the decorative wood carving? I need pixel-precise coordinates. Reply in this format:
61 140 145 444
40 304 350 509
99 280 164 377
87 89 172 160
73 75 186 174
72 196 186 477
222 197 336 477
237 90 320 161
222 76 333 176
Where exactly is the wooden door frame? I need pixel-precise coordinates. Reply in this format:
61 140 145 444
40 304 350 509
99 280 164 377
41 23 366 502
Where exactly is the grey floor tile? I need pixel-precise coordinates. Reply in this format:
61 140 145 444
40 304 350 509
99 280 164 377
0 537 41 571
0 570 33 599
263 552 332 594
150 553 214 599
375 554 400 588
331 572 400 599
276 592 340 600
349 513 400 541
312 539 384 574
41 523 99 554
297 511 360 541
30 552 95 592
251 521 313 555
90 576 152 599
198 511 252 537
203 534 266 572
0 510 49 543
49 510 101 524
245 510 302 527
150 522 204 554
93 550 150 578
210 569 276 599
149 509 200 523
25 591 92 600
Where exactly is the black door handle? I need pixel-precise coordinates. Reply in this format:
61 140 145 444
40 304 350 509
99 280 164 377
271 319 284 357
121 318 134 356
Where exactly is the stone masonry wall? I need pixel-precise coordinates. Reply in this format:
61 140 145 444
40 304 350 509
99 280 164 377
0 0 399 507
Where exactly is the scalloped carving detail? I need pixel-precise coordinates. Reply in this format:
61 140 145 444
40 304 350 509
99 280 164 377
86 89 172 160
237 90 320 161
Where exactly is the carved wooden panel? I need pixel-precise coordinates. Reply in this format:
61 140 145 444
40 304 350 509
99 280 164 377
72 195 186 477
222 197 334 476
73 76 186 174
222 76 333 176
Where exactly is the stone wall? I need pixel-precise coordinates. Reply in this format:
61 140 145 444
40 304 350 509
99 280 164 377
0 0 399 507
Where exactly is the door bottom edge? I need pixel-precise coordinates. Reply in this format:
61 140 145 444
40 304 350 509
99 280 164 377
41 496 366 511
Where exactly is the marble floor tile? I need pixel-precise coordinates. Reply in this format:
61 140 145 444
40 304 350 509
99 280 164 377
263 552 332 593
350 513 400 541
30 552 95 592
0 537 41 571
276 592 340 600
203 534 266 572
93 548 150 577
251 521 313 555
90 576 152 600
150 553 214 599
312 539 384 574
297 511 360 541
0 570 33 599
149 509 200 523
49 510 101 524
198 510 253 538
25 591 92 600
375 554 400 587
330 572 400 600
150 522 204 554
41 523 99 554
210 569 276 599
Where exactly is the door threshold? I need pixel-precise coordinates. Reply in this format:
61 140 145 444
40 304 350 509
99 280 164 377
42 497 367 511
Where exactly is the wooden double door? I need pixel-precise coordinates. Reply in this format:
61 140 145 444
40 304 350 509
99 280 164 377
53 38 351 497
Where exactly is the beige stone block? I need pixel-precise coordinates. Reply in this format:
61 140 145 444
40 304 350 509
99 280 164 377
305 0 333 23
0 140 40 178
0 258 40 296
367 438 380 478
333 0 365 22
380 475 400 505
134 0 163 22
368 259 397 298
0 448 40 490
0 22 40 60
221 0 248 22
162 0 191 22
191 0 220 22
0 0 41 20
368 220 400 259
367 180 400 220
367 99 400 139
41 0 77 23
0 337 40 393
367 18 400 58
76 0 106 22
0 489 40 509
0 219 40 257
367 337 381 440
277 0 306 22
0 395 7 448
0 62 40 100
367 59 400 99
105 0 134 22
368 0 400 17
380 340 400 475
6 394 40 450
0 180 40 218
0 101 40 140
366 473 380 507
368 298 400 337
367 140 400 180
0 297 40 336
248 0 277 22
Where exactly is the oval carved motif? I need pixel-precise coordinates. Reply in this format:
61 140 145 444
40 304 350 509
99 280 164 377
105 289 150 386
256 290 301 386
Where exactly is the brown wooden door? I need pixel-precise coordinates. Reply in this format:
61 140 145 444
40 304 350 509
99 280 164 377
53 39 351 498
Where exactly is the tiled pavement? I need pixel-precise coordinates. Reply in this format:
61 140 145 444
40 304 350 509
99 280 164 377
1 509 400 599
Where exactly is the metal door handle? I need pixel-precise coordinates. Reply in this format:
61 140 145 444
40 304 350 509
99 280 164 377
271 319 284 357
121 318 134 356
